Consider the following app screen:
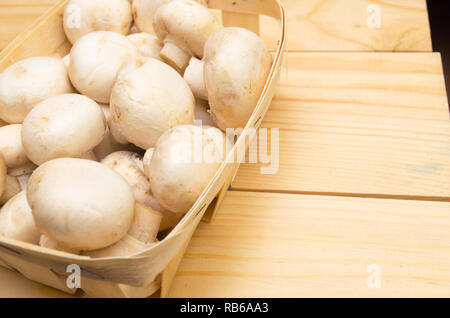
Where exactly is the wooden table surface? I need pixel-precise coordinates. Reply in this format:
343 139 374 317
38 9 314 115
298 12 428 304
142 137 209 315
1 0 450 298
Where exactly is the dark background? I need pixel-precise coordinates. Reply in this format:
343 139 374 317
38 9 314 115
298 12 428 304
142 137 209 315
427 0 450 107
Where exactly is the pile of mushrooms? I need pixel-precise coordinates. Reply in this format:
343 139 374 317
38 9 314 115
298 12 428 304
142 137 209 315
0 0 272 257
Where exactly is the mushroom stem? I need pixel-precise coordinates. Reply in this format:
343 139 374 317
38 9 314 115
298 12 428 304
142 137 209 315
160 42 191 74
128 202 162 244
17 174 30 191
184 57 207 100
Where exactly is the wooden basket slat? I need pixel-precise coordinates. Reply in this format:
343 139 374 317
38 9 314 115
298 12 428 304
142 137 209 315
208 0 281 19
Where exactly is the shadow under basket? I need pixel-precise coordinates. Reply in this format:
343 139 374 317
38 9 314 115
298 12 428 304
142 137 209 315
0 0 286 298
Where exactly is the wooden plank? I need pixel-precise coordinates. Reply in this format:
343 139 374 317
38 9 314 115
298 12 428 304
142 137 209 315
261 0 432 51
0 0 432 52
168 191 450 297
233 52 450 200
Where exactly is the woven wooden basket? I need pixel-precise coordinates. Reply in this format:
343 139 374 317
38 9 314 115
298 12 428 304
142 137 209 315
0 0 286 298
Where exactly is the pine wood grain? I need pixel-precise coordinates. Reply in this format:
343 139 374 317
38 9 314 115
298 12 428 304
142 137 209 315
261 0 432 51
0 0 432 52
167 191 450 297
0 0 446 299
233 52 450 200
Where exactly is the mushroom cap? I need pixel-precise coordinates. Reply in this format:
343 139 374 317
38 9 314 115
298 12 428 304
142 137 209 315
153 0 222 58
110 58 195 149
21 94 106 165
39 235 80 254
93 104 134 160
131 0 171 34
63 0 132 44
148 125 226 214
99 104 128 145
127 33 163 60
0 124 31 169
0 155 6 197
27 158 135 250
68 31 138 103
0 191 40 244
82 234 151 258
0 175 20 206
204 27 272 130
101 151 153 207
142 147 182 231
0 57 74 124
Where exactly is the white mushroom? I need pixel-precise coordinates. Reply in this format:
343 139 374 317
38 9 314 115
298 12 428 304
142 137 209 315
39 235 80 254
82 234 153 258
27 158 135 250
101 151 153 206
93 104 134 160
0 176 20 206
131 0 169 35
0 57 74 123
0 191 40 244
195 98 216 127
184 57 208 100
110 57 195 149
68 31 138 103
153 0 222 73
128 202 162 243
142 148 182 231
21 94 106 165
127 33 162 60
0 172 30 206
102 150 180 231
63 0 132 44
0 155 6 199
0 124 32 170
132 0 208 35
100 104 128 145
146 125 227 214
201 27 272 130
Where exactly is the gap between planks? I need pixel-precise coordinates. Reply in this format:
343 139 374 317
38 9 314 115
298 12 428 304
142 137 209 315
229 187 450 203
